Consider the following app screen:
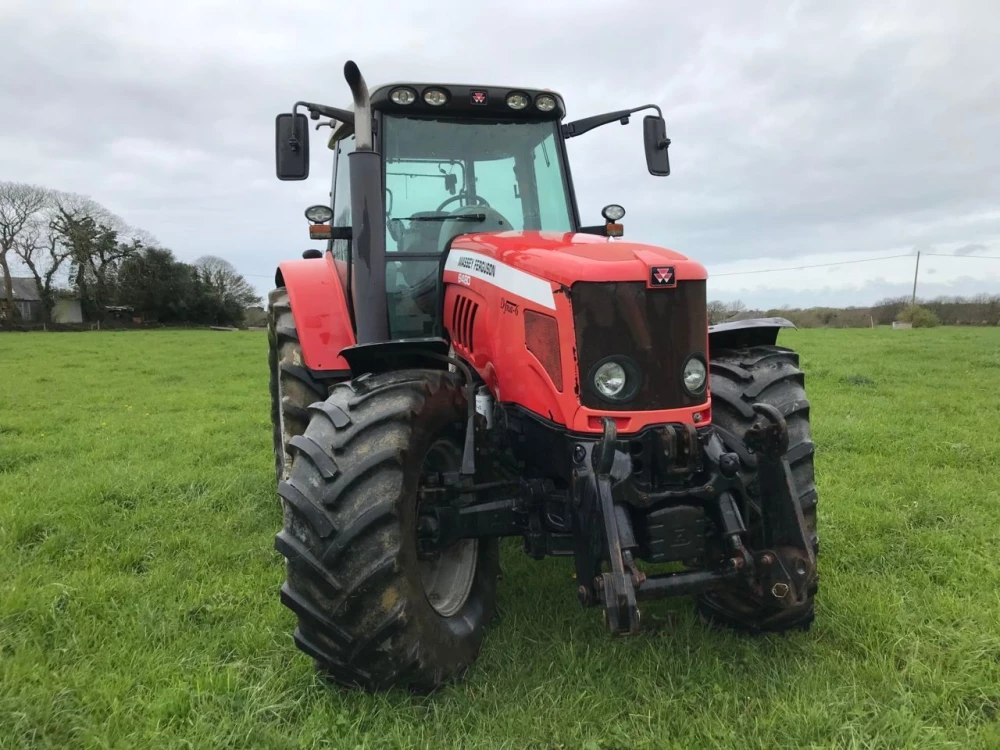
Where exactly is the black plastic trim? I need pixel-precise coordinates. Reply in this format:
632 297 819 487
555 124 582 230
307 367 351 381
708 317 796 350
339 338 451 375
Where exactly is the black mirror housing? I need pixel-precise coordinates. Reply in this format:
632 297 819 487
643 115 670 176
275 113 310 181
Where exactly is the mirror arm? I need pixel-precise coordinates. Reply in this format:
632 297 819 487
562 104 663 139
283 103 306 153
294 100 356 128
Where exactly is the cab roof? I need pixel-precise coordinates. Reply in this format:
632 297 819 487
326 84 567 148
369 83 566 121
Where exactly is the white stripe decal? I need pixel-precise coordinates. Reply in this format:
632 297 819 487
444 249 556 310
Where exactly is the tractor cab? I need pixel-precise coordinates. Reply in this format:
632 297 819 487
275 65 671 343
331 88 577 338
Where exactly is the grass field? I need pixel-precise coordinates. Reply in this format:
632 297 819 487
2 327 1000 749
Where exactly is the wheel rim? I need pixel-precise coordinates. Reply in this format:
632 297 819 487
418 440 478 618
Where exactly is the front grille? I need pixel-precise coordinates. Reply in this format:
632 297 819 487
571 280 707 411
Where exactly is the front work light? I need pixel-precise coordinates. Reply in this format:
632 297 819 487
602 204 626 222
535 94 556 112
390 87 416 105
304 204 334 223
506 92 529 110
423 88 448 106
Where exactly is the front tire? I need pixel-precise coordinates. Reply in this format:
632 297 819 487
698 345 818 632
268 287 337 483
275 369 500 691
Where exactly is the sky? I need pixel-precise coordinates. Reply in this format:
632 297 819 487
1 0 998 307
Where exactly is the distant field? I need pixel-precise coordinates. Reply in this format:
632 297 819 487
2 328 1000 749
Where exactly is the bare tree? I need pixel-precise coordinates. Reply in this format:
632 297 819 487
706 299 748 325
726 299 747 318
707 300 729 325
194 255 261 307
12 208 71 324
0 182 50 320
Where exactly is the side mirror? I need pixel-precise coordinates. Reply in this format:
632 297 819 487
643 115 671 176
275 113 310 180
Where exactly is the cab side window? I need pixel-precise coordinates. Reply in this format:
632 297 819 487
331 135 355 261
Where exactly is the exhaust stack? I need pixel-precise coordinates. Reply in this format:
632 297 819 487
344 60 389 344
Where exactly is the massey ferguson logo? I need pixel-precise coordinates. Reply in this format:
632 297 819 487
471 90 488 105
650 266 676 287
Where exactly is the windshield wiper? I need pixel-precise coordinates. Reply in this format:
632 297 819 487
402 213 486 222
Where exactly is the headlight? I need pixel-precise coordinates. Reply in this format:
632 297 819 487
682 355 707 394
594 361 627 399
390 87 416 105
535 94 557 112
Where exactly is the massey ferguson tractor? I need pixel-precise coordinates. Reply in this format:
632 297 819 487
268 61 818 691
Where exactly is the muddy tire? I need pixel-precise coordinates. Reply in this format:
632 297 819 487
274 369 500 691
698 345 818 632
268 288 338 483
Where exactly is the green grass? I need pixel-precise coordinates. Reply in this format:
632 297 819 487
2 327 1000 749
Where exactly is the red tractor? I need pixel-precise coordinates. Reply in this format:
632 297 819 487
269 62 818 691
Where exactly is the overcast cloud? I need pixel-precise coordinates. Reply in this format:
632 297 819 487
2 0 998 305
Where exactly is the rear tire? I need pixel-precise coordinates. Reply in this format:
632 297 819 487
698 345 818 632
275 369 500 691
268 288 338 482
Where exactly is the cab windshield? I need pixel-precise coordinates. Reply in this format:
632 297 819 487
383 116 574 253
375 116 574 338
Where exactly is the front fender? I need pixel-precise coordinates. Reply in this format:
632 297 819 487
708 317 796 351
276 254 356 374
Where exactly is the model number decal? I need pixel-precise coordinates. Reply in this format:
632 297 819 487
457 273 472 286
500 297 519 316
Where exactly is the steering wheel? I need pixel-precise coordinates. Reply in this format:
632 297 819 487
436 193 491 212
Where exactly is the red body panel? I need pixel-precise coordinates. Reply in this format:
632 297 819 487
444 231 711 434
453 231 708 287
278 255 355 372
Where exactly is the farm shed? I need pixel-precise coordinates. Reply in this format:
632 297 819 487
0 276 42 321
0 276 83 323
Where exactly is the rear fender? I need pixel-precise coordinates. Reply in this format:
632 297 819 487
708 317 795 351
275 254 355 374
